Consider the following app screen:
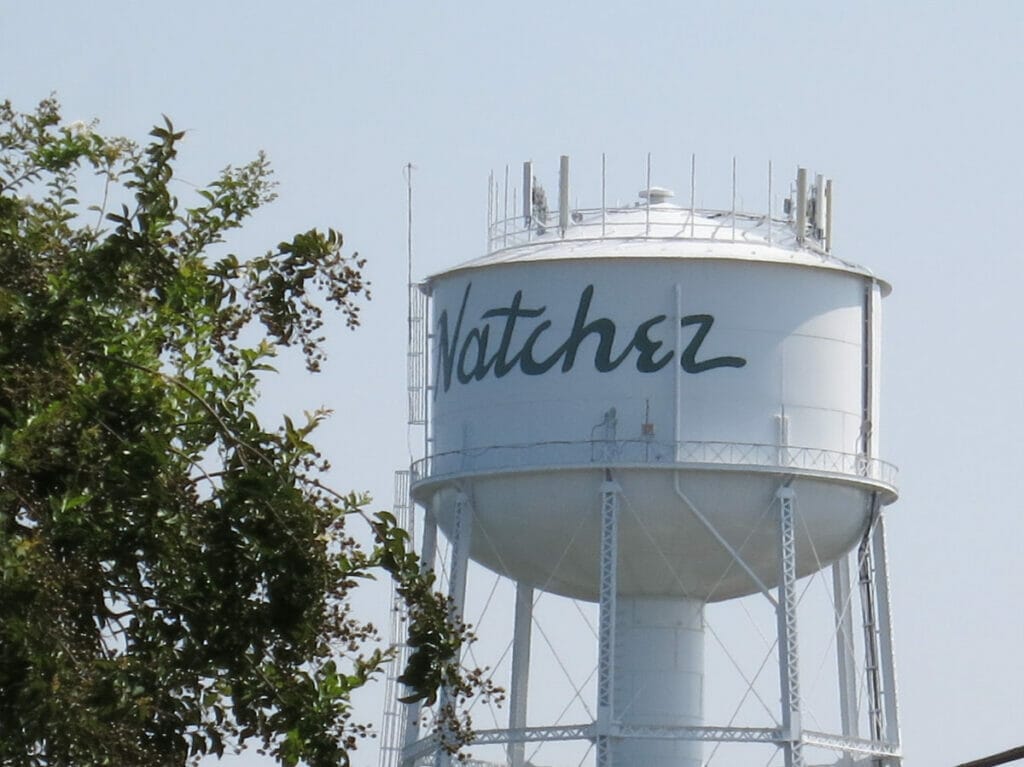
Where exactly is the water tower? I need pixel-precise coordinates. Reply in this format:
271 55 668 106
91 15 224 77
380 157 902 767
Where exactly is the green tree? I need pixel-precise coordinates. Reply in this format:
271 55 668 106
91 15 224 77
0 98 483 766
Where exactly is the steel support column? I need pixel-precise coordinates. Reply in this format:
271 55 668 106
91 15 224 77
434 492 472 767
832 552 859 747
858 509 885 752
402 509 438 765
596 476 620 767
507 582 534 767
871 514 902 762
776 487 805 767
447 493 472 620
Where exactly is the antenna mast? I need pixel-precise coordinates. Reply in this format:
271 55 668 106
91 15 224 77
405 162 414 296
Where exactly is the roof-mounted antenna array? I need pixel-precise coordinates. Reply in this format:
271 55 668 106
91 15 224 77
790 166 834 253
522 161 533 229
558 155 570 237
813 173 825 237
825 178 834 252
491 156 837 255
795 167 808 245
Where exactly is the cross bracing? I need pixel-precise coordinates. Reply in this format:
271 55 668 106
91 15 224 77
386 470 902 767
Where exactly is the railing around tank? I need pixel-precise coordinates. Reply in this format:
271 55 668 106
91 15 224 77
486 206 792 255
409 439 898 490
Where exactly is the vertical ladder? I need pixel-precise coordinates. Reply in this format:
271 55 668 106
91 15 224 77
408 284 428 426
378 470 415 767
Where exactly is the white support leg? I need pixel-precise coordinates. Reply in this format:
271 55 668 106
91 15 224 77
596 477 620 767
434 492 473 767
421 509 438 574
776 487 805 767
832 552 859 746
402 509 438 766
858 513 885 748
507 582 534 767
871 514 902 760
447 492 472 620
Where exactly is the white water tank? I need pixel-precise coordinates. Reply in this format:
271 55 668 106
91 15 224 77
408 168 898 767
414 193 895 601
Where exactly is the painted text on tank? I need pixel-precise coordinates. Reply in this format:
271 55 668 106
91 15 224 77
434 283 746 395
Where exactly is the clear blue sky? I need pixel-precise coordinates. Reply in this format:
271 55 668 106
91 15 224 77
3 2 1022 765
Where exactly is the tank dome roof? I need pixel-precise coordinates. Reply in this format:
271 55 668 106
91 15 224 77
430 200 890 295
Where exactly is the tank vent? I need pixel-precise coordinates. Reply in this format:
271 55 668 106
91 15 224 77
639 186 674 204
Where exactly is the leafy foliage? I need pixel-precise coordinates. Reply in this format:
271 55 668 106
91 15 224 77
0 98 488 766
